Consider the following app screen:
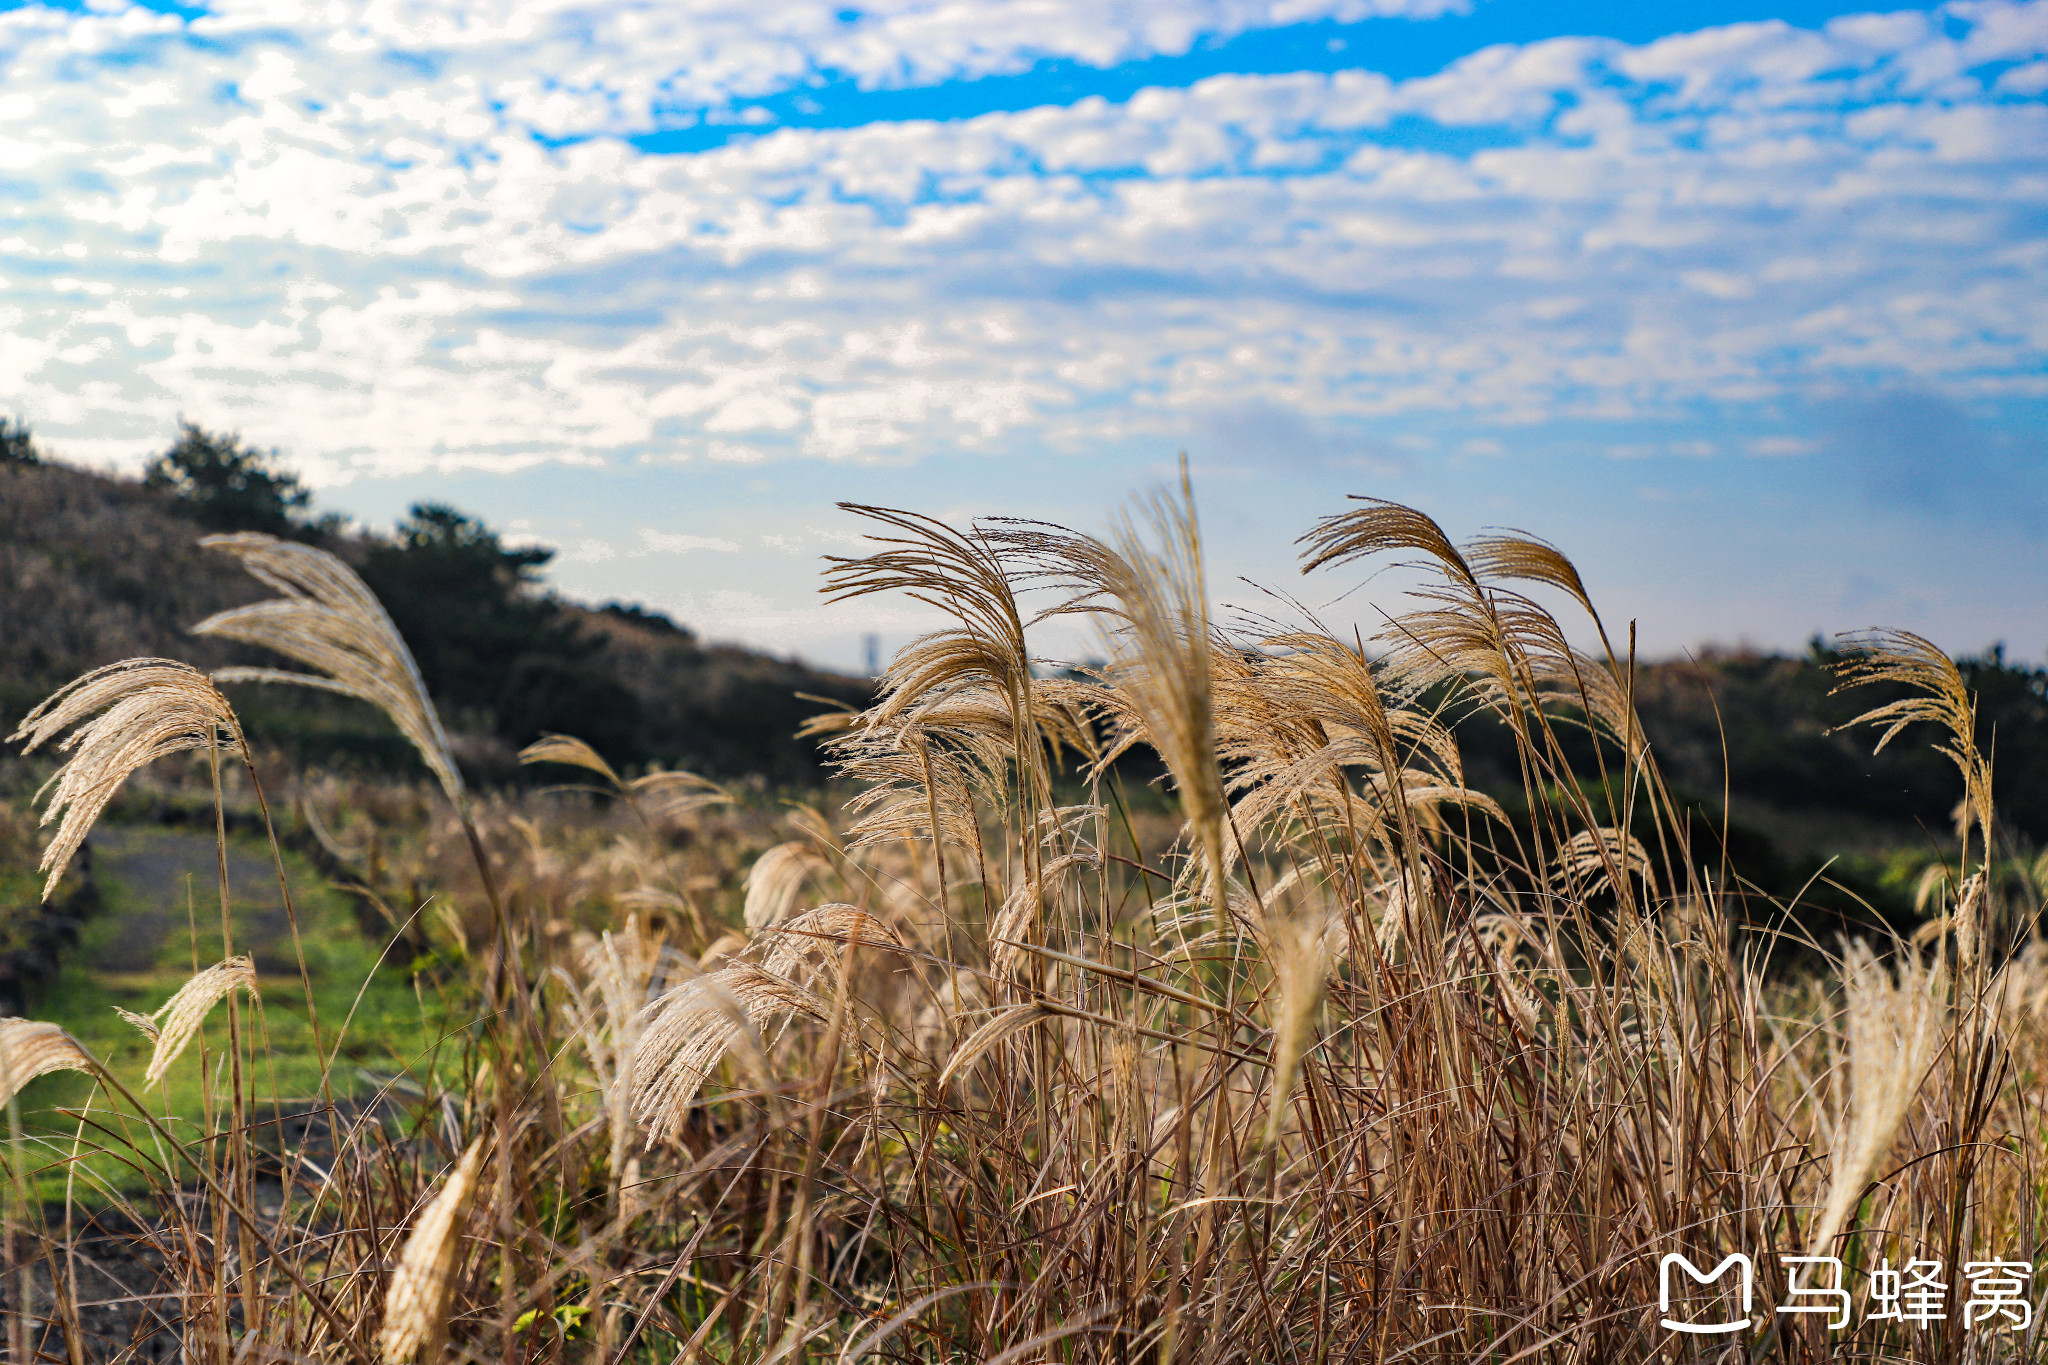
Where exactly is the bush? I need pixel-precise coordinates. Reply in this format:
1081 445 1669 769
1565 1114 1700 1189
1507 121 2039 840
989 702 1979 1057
143 420 335 538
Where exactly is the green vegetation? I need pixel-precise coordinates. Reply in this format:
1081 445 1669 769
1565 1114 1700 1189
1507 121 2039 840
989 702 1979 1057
143 420 339 540
358 503 645 761
16 826 447 1203
0 417 37 468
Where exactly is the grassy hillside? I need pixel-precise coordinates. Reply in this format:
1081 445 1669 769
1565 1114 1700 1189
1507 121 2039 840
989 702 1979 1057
0 455 870 785
0 460 258 725
1434 643 2048 929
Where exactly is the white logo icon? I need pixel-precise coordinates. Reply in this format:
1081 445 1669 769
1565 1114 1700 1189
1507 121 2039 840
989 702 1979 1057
1660 1253 1755 1335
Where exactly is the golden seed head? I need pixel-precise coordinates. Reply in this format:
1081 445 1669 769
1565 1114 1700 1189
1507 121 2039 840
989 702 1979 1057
8 658 243 901
0 1020 93 1106
378 1139 487 1363
143 957 258 1089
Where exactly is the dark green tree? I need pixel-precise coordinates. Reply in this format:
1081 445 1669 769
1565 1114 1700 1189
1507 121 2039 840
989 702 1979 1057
1959 644 2048 843
359 504 642 758
0 417 38 467
144 420 333 536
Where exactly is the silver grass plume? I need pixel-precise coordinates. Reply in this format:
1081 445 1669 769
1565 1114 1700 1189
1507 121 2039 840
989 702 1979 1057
1225 629 1499 858
1298 500 1515 710
1465 531 1647 762
743 842 837 932
1808 940 1944 1255
192 533 464 805
519 734 731 823
1299 504 1641 766
1552 827 1658 902
559 921 664 1196
1002 465 1229 927
137 958 259 1088
1262 909 1333 1147
378 1139 487 1363
822 505 1042 809
631 963 825 1143
696 931 749 972
9 658 244 900
1104 472 1229 926
0 1020 93 1106
1834 629 1994 847
760 903 908 986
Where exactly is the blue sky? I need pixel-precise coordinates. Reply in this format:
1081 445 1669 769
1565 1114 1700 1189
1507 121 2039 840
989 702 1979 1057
2 0 2044 670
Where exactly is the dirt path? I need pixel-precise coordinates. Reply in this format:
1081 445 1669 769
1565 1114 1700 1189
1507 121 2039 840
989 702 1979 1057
84 826 310 976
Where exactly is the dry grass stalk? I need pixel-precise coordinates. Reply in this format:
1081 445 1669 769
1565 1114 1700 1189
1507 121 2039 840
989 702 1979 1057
8 658 243 899
632 962 825 1142
192 533 465 804
743 842 837 931
1261 911 1332 1147
914 969 984 1055
0 1020 92 1105
378 1139 487 1363
1808 939 1945 1254
141 957 259 1087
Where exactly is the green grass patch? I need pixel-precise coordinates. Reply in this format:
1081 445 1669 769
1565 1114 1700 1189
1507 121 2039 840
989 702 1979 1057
8 823 464 1204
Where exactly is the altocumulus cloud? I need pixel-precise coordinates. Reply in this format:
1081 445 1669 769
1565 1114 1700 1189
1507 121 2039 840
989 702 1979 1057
0 0 2043 483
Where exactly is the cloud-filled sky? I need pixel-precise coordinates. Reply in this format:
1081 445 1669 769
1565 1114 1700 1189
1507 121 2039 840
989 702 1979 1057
3 0 2044 669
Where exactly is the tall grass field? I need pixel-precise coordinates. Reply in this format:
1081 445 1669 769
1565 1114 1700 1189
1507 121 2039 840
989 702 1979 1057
1 483 2043 1363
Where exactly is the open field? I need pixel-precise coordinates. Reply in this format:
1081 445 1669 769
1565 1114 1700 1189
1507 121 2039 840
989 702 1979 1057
0 491 2043 1364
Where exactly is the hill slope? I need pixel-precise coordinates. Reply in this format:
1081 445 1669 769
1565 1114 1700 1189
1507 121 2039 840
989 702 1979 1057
0 458 870 784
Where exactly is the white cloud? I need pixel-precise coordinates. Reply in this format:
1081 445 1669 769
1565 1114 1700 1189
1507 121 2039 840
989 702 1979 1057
159 0 1461 139
0 0 2042 483
635 528 743 554
558 537 617 562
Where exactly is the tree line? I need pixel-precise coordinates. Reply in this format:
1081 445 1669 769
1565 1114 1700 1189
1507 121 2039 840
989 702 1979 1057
1 418 870 781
